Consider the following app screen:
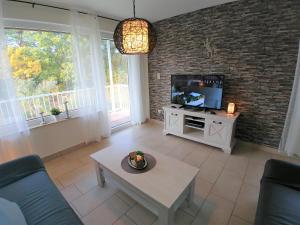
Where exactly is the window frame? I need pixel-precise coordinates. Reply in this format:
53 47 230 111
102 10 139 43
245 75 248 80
4 24 76 122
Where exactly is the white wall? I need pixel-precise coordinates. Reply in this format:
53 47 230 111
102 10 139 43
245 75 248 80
141 55 150 119
0 117 97 162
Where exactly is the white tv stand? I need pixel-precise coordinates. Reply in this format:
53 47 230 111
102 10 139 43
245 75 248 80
163 106 240 154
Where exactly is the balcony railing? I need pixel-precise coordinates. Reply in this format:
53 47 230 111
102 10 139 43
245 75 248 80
0 84 130 122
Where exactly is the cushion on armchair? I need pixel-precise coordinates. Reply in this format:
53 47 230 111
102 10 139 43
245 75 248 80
0 197 27 225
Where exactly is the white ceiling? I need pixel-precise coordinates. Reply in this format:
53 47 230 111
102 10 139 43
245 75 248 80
36 0 237 22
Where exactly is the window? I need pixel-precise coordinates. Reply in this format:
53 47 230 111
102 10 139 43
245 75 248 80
2 29 131 126
4 29 75 120
101 39 131 127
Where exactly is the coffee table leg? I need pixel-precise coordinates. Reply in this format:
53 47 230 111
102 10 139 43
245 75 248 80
158 208 174 225
187 179 195 207
94 162 105 187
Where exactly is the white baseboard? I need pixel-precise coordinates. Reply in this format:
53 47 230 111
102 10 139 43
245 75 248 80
111 122 132 133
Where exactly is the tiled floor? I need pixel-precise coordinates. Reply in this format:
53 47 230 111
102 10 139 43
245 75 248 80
44 121 300 225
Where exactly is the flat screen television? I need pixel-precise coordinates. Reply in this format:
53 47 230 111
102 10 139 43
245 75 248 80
171 74 224 110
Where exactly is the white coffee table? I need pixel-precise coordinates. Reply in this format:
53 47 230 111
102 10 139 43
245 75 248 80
90 146 199 225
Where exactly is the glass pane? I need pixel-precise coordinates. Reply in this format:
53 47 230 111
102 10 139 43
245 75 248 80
101 39 130 127
4 29 75 119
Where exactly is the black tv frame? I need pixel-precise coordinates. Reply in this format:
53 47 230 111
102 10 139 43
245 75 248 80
170 74 225 110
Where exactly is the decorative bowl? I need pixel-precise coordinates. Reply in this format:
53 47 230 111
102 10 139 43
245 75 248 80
128 151 148 170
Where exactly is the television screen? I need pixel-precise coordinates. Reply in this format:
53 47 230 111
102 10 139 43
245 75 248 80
171 75 224 109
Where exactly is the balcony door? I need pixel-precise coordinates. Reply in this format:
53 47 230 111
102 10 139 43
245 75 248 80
101 39 131 128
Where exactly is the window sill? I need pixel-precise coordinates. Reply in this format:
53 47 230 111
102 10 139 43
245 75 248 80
28 110 80 130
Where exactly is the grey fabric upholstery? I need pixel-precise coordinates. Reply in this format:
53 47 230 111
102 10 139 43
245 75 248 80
0 155 83 225
255 159 300 225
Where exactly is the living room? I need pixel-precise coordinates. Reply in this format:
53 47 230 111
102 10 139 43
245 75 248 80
0 0 299 225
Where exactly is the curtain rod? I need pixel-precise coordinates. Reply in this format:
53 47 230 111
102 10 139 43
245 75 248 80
7 0 121 22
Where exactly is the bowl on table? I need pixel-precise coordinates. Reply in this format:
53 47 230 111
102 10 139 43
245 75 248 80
128 151 148 170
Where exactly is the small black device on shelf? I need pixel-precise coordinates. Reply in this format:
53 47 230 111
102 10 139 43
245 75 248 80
185 115 205 130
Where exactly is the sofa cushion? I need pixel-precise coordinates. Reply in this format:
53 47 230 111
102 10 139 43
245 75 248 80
255 181 300 225
0 197 27 225
0 171 82 225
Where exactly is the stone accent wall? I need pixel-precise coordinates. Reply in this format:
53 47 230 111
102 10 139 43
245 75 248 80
148 0 300 148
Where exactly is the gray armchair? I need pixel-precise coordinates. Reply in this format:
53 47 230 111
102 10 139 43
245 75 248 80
255 159 300 225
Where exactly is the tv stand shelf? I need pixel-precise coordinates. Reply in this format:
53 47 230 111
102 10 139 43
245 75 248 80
163 106 240 154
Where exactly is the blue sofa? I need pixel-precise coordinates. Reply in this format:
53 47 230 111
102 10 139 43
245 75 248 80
0 155 83 225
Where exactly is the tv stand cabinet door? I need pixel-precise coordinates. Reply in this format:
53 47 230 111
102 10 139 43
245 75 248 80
165 111 183 134
205 119 230 146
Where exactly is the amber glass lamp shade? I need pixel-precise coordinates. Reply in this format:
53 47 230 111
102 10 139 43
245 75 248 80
114 18 156 54
227 103 236 114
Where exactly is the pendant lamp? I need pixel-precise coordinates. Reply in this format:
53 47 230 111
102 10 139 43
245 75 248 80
113 0 157 54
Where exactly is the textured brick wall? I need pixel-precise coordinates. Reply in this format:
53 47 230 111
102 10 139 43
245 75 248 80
148 0 300 148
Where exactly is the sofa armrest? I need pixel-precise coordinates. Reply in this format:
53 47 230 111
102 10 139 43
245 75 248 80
0 155 45 188
262 159 300 189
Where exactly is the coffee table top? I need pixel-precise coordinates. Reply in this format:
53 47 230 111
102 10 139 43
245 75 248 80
90 146 199 209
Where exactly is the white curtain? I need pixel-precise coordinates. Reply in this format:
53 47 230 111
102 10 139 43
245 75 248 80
128 55 150 125
280 42 300 156
0 0 29 140
70 11 110 142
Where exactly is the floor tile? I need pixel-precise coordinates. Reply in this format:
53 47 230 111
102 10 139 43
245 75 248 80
211 170 243 202
207 150 229 165
197 158 224 183
52 178 64 190
233 184 259 224
244 161 264 187
152 209 194 225
61 184 82 202
72 183 117 217
228 216 252 225
116 191 136 207
181 176 214 216
137 134 165 149
247 150 275 165
82 195 130 225
46 157 85 179
184 149 211 168
58 163 95 188
174 209 194 225
75 174 98 194
113 215 137 225
195 177 213 202
191 194 234 225
224 155 249 179
161 134 185 149
153 144 173 155
126 204 157 225
167 146 193 161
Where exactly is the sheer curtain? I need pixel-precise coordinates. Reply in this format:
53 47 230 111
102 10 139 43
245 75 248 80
279 42 300 156
128 55 150 125
0 0 29 140
0 0 31 161
70 11 110 142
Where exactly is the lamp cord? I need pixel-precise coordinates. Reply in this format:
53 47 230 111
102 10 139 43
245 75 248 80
133 0 136 18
